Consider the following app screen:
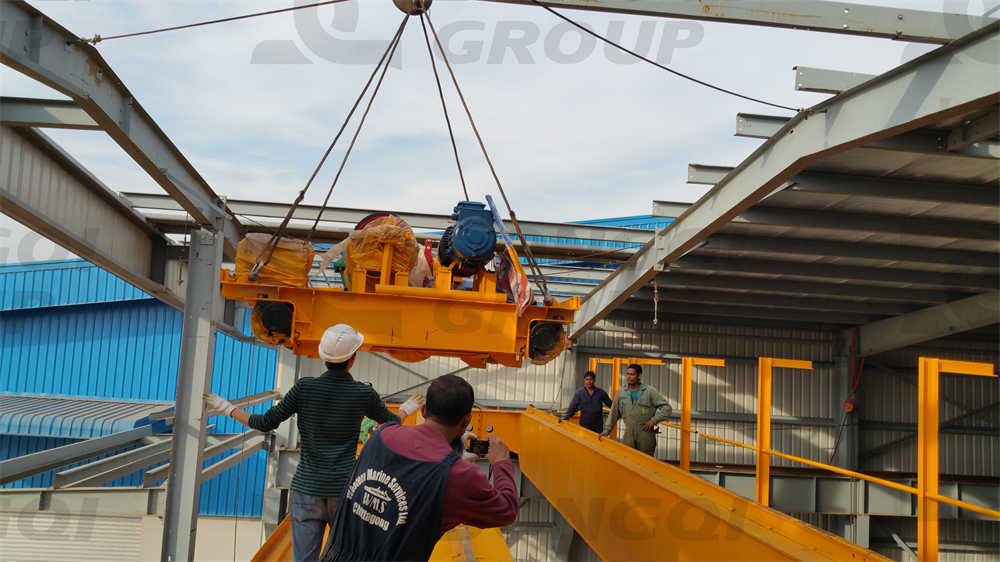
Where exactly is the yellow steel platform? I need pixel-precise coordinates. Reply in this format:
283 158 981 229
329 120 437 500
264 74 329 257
516 409 883 561
252 408 886 561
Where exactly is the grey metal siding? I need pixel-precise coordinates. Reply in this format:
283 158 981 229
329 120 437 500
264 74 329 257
503 500 555 562
859 343 998 476
579 318 838 467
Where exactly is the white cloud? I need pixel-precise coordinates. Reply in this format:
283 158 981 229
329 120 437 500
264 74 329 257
1 0 988 261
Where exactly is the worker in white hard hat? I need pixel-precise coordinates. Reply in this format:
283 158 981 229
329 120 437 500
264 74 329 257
204 323 425 562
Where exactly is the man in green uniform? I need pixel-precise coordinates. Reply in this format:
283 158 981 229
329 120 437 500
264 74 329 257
601 363 671 456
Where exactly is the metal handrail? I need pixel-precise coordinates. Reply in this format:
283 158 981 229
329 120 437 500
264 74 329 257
655 354 1000 532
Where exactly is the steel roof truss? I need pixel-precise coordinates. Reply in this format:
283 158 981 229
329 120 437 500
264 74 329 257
653 271 968 304
734 113 1000 158
0 96 100 130
0 2 243 256
858 291 1000 355
574 23 997 338
702 234 999 268
480 0 995 43
671 255 998 290
792 66 875 95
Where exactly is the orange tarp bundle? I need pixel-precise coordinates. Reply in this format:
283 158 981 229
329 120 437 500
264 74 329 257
235 233 314 287
344 215 419 286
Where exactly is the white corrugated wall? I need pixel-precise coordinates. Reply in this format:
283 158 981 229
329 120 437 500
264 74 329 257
0 512 142 562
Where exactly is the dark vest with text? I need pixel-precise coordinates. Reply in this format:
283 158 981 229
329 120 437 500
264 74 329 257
323 423 459 561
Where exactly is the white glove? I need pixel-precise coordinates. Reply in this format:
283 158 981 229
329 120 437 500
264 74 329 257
203 393 235 417
399 394 425 419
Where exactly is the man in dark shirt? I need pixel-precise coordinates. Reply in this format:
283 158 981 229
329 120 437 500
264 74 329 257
204 324 421 562
561 371 612 433
321 374 518 561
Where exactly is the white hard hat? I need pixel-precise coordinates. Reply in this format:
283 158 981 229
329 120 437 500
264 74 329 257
318 324 364 363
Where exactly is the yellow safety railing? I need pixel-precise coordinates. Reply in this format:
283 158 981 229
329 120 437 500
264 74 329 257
661 356 999 562
588 356 663 403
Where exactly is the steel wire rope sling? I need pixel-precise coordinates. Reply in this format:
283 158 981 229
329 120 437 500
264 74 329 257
422 11 555 304
250 14 410 278
417 13 469 201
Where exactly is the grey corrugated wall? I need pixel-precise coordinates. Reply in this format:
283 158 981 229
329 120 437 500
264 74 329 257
578 318 837 467
859 342 998 477
304 351 570 408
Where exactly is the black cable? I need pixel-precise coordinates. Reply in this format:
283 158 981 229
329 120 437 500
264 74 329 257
308 16 409 241
528 0 799 113
419 13 469 201
827 412 852 465
82 0 352 44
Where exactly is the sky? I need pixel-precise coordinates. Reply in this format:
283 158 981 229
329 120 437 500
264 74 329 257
1 0 994 263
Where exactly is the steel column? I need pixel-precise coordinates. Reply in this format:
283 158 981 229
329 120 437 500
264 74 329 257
680 357 725 471
263 349 297 535
916 358 997 562
917 357 939 562
755 358 812 506
831 337 858 469
559 350 581 411
160 228 223 562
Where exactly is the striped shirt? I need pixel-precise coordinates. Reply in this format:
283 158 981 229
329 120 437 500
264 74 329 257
247 368 399 497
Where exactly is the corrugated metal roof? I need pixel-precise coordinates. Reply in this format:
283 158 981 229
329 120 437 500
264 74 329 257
0 259 150 311
572 214 675 230
522 215 670 252
0 394 165 438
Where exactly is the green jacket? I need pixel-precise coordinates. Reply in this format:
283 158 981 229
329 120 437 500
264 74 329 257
603 383 671 434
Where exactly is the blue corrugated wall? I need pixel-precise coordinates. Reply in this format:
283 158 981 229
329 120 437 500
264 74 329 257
0 260 277 516
0 259 149 311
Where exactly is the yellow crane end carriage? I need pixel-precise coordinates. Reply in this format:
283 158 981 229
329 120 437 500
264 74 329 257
220 203 580 368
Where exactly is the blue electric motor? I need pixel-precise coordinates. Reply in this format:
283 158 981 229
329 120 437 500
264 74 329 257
438 201 496 277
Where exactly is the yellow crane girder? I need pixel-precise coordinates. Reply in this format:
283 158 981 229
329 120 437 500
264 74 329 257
220 255 578 368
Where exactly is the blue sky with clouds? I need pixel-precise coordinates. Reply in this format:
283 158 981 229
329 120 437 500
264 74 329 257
2 0 990 262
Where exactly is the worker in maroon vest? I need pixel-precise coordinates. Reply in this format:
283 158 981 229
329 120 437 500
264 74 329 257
321 375 518 561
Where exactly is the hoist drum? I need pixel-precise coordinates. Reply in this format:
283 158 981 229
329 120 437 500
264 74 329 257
344 215 419 286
